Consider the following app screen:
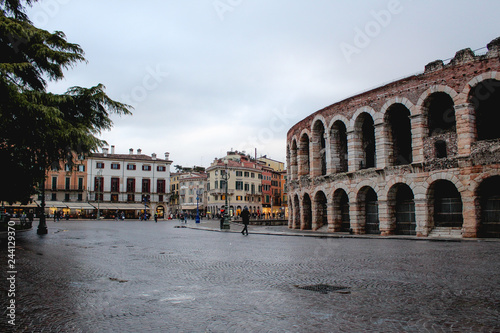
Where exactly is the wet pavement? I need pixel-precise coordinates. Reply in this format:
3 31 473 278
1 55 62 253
1 219 500 332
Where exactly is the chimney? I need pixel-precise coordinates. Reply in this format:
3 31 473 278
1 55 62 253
137 148 142 155
129 148 133 155
111 145 115 154
152 153 157 160
165 152 170 160
103 147 108 156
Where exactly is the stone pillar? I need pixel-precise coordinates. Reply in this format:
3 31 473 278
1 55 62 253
310 134 321 178
375 123 388 169
347 130 360 172
327 201 336 232
378 200 393 236
410 114 426 163
350 201 364 234
461 190 478 238
455 103 476 157
414 198 429 237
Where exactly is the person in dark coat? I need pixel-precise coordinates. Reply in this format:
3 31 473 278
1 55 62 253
241 206 250 235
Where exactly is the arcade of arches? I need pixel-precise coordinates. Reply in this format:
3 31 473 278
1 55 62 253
287 38 500 238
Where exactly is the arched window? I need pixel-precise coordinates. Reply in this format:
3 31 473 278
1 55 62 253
302 193 312 230
358 186 379 234
388 184 416 235
426 92 456 136
386 104 412 165
333 189 350 232
314 191 328 230
477 176 500 238
355 113 376 169
429 180 463 228
330 120 348 173
299 134 310 176
312 120 327 176
469 79 500 141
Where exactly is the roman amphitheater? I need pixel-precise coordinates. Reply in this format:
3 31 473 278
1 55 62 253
286 37 500 238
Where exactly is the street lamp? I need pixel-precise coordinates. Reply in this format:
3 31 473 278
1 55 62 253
195 188 202 224
221 160 230 229
96 169 102 220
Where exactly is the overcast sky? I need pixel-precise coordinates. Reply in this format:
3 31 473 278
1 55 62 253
26 0 500 168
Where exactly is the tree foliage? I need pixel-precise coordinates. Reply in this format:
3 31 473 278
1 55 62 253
0 0 132 203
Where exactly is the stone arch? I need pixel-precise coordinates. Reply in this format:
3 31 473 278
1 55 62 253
302 193 312 230
313 190 328 230
357 186 379 234
292 194 300 229
298 131 310 177
427 179 463 229
333 188 350 232
354 112 376 169
387 183 416 235
329 119 348 173
383 103 413 166
467 78 500 141
475 175 500 238
311 118 327 177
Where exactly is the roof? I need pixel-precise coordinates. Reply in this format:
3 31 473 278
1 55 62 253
90 153 172 163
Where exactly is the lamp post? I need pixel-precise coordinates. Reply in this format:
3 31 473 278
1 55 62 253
195 188 202 224
96 169 102 220
221 160 230 229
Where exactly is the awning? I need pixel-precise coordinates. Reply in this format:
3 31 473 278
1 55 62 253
37 201 68 208
65 203 95 210
2 201 38 208
90 203 147 210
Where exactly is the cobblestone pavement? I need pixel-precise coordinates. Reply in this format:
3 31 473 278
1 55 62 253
1 219 500 332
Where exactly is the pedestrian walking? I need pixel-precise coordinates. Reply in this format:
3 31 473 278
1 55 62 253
241 206 250 235
154 213 158 223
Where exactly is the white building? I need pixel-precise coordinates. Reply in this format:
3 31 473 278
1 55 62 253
178 172 207 217
86 146 172 219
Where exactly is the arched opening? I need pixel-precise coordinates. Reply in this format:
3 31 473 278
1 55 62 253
298 134 310 177
429 180 463 228
156 205 165 218
469 79 500 141
330 120 348 173
302 193 312 230
477 176 500 238
426 92 456 137
386 104 412 165
314 191 328 230
293 194 300 229
358 186 379 234
355 113 376 169
312 120 327 177
388 184 416 235
333 189 350 232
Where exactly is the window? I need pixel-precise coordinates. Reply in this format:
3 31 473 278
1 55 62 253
78 178 84 190
111 163 120 170
157 165 166 172
94 177 104 192
111 178 119 192
65 164 71 171
127 178 135 192
157 179 166 193
127 164 136 170
65 177 70 190
236 181 243 190
77 193 82 201
142 165 152 171
251 173 255 178
77 165 85 172
236 196 242 201
127 194 135 202
96 162 104 169
142 179 151 193
244 183 249 191
159 195 164 202
236 171 243 177
52 177 57 190
51 193 56 201
64 193 70 201
111 194 118 202
244 172 249 177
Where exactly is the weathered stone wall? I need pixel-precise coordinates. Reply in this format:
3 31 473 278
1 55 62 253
286 37 500 238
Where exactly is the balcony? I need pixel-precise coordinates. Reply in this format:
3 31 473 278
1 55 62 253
50 185 85 192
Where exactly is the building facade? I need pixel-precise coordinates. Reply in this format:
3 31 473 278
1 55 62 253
206 151 263 218
286 37 500 238
178 172 207 217
86 147 172 219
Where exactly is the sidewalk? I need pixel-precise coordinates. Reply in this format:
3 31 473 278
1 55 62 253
183 218 500 242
